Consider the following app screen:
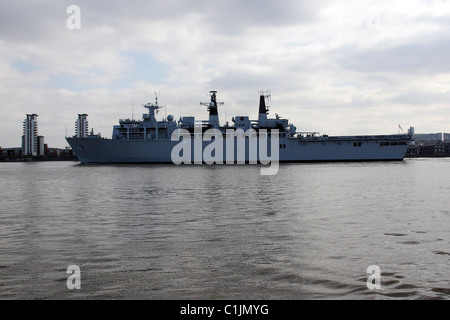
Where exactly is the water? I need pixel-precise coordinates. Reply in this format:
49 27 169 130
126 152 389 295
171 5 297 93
0 159 449 300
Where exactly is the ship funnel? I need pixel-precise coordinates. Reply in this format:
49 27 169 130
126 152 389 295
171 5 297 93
259 95 267 115
258 90 270 122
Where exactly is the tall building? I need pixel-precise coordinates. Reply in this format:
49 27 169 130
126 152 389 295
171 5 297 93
75 114 88 138
37 135 45 156
22 114 39 156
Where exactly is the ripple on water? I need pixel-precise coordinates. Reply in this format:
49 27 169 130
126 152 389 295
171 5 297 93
1 160 450 299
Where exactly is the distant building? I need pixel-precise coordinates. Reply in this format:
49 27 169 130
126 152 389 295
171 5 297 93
1 147 23 157
415 132 449 144
37 135 45 156
22 114 39 155
418 142 449 157
47 147 74 158
406 141 450 157
75 114 88 138
21 114 46 156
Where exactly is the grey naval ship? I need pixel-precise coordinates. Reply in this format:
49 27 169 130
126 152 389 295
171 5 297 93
66 91 415 164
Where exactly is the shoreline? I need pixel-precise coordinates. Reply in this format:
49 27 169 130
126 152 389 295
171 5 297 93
1 155 448 163
0 156 78 162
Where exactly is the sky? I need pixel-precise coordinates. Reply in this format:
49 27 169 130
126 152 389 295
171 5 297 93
1 0 449 148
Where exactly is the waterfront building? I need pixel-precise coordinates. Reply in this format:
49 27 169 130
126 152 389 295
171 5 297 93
37 136 45 156
75 114 88 138
418 142 450 157
22 114 39 156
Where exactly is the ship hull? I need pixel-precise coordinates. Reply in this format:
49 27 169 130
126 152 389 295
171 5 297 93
66 135 411 164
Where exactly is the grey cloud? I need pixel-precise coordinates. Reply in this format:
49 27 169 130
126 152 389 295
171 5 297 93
63 0 320 32
202 0 320 34
0 1 65 43
334 39 450 74
0 0 200 43
391 90 450 106
209 69 284 91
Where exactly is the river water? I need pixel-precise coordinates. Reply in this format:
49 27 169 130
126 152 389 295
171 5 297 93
0 159 449 299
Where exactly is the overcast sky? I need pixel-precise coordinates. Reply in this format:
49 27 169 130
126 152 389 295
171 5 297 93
1 0 449 148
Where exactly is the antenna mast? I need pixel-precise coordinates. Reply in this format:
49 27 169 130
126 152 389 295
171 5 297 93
200 90 224 128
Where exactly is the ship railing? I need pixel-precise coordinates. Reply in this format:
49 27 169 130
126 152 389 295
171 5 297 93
119 119 141 125
295 133 413 141
295 132 321 138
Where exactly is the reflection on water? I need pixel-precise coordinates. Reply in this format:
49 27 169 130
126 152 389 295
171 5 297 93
0 159 449 299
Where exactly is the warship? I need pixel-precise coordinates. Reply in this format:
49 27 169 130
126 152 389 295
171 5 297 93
66 91 414 164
